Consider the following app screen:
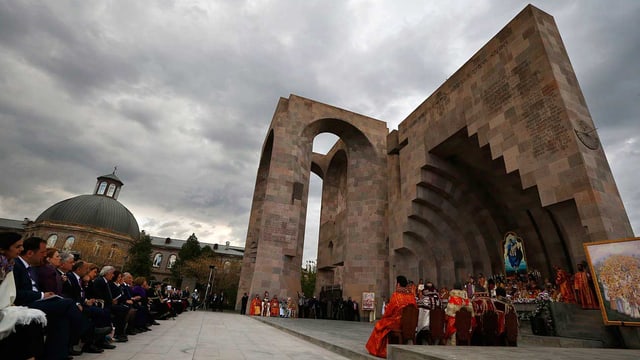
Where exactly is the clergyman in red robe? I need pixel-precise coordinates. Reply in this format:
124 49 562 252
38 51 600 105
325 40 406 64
270 295 280 317
365 275 416 358
574 263 599 309
554 266 576 303
249 294 261 316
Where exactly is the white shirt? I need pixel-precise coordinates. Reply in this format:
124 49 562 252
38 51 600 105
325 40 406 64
17 256 43 299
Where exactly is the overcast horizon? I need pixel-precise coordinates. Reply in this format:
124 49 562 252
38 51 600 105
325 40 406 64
1 1 638 263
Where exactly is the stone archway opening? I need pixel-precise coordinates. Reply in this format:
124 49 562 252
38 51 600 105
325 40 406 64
303 133 340 268
236 98 389 312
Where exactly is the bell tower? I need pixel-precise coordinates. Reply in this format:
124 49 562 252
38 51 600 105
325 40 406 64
94 167 124 200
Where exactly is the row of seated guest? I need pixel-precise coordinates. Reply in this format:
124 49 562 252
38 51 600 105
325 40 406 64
1 232 48 360
2 235 88 360
2 234 170 359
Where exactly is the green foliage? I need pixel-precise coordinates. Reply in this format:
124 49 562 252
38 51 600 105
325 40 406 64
180 255 241 309
171 233 202 283
179 233 202 261
201 245 214 256
125 231 152 277
301 263 317 297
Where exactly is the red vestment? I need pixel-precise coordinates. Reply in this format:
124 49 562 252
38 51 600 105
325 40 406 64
491 297 516 335
445 289 475 341
555 269 576 303
574 271 599 309
365 287 416 358
249 297 261 315
270 298 280 317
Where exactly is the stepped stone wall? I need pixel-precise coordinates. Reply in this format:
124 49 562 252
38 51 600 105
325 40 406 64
237 5 633 324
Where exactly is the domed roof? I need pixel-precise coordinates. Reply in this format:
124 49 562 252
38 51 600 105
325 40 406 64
36 194 140 240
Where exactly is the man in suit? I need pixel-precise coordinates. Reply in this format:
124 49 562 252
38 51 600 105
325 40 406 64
13 236 86 360
63 260 112 352
92 265 129 342
121 272 151 332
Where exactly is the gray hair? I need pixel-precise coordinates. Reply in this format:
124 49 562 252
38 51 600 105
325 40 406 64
59 252 75 263
99 265 115 277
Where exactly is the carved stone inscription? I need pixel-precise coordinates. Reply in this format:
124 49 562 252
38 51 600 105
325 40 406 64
518 71 571 158
481 75 512 115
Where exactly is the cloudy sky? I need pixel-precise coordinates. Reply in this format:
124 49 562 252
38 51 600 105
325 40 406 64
1 0 638 263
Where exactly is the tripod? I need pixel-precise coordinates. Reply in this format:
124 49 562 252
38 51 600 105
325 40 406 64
200 265 216 311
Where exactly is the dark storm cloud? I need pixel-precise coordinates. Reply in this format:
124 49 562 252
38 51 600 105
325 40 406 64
1 1 638 261
0 2 140 98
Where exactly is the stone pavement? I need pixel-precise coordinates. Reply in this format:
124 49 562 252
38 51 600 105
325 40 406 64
74 311 640 360
255 316 640 360
76 310 348 360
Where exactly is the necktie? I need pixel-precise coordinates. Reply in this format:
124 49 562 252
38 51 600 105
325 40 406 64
77 275 85 299
27 266 39 291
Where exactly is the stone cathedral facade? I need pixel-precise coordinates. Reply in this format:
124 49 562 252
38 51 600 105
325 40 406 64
236 5 634 314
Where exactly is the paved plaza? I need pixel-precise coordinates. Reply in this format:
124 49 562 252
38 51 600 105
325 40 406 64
78 310 640 360
77 310 349 360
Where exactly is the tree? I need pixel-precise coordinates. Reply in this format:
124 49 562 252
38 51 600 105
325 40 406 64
179 254 241 309
301 260 317 297
201 245 214 257
124 231 152 277
171 233 202 284
179 233 202 261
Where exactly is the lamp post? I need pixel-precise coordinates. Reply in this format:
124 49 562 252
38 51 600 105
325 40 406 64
203 265 216 310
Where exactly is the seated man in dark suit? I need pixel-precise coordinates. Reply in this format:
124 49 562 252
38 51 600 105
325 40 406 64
91 265 129 342
13 236 86 360
111 270 138 335
121 272 151 332
62 260 113 352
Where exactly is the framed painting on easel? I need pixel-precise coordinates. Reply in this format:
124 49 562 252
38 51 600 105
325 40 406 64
584 237 640 326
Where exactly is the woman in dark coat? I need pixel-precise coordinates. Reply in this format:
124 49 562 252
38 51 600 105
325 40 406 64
36 248 64 295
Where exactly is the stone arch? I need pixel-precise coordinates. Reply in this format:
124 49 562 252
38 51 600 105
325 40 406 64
237 7 634 317
314 147 348 295
236 130 273 300
236 95 388 311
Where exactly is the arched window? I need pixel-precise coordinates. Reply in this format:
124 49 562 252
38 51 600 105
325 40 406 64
153 253 163 268
93 241 103 256
223 261 231 274
106 184 116 197
97 181 107 195
63 236 75 251
167 254 177 269
46 234 58 248
108 244 118 259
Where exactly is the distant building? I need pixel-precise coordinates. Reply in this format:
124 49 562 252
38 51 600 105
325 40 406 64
1 171 244 287
22 171 138 270
149 235 244 284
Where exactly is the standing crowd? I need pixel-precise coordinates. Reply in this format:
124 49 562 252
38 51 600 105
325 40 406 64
241 290 361 321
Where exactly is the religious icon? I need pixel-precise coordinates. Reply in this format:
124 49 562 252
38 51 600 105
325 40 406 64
362 292 375 311
584 237 640 326
503 231 527 277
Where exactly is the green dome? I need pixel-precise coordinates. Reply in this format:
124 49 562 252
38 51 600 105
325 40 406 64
36 194 139 239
